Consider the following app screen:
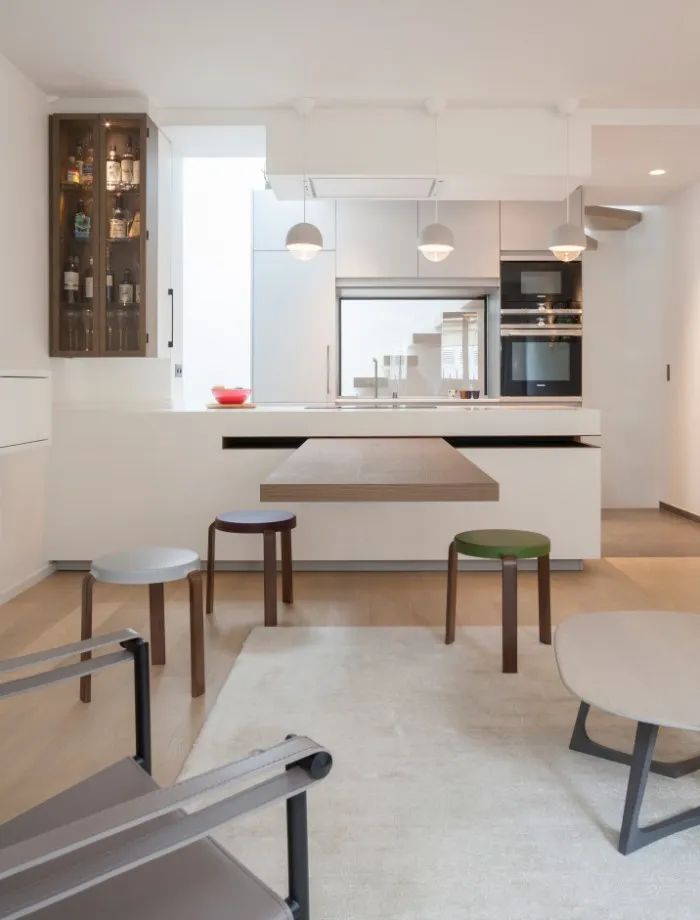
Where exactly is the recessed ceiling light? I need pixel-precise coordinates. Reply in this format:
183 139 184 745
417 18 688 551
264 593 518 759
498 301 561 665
649 168 667 176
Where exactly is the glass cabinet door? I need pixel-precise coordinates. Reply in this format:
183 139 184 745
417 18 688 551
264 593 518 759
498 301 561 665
51 116 100 355
101 115 147 355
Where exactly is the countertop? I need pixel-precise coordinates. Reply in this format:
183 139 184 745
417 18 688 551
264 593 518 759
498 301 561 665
54 401 601 438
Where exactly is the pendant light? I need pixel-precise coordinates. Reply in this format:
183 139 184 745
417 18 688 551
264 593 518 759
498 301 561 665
549 102 586 263
418 97 454 263
286 98 323 261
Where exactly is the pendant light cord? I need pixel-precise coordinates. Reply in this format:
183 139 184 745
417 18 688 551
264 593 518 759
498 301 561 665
434 113 440 223
302 112 307 223
564 114 570 224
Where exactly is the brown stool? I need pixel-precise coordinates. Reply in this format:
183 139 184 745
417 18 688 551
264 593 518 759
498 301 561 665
445 529 552 673
206 510 297 625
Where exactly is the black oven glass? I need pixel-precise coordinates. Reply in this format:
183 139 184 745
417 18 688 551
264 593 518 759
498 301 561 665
501 260 581 304
512 340 571 381
501 334 582 396
520 271 562 296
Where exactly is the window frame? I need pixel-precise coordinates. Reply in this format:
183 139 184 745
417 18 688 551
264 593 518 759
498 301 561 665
336 285 490 400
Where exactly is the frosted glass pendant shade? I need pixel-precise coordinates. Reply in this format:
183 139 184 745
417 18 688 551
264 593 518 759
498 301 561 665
549 222 586 263
286 222 323 261
418 222 454 263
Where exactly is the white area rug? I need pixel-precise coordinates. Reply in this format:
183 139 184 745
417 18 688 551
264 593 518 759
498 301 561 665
181 628 700 919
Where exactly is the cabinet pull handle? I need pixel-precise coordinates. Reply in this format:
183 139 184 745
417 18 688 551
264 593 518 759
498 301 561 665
167 288 174 348
326 344 331 395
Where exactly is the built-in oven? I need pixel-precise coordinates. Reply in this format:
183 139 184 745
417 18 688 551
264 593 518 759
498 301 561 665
500 260 582 305
500 326 582 397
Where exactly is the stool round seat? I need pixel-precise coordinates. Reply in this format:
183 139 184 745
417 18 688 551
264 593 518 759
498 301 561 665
454 529 550 560
91 546 200 586
555 610 700 732
215 510 296 534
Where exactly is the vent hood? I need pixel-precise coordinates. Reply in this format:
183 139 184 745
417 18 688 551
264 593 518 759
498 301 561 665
309 176 436 199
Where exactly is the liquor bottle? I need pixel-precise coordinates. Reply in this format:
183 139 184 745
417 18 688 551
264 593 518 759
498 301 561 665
63 255 79 303
118 268 134 305
109 195 127 239
82 137 94 187
120 135 134 189
74 199 91 240
132 146 140 187
66 154 80 185
75 143 84 183
106 144 121 190
106 252 114 304
128 210 141 239
84 257 94 302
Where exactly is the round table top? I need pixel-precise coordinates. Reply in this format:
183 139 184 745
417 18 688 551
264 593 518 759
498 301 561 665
91 546 200 585
554 610 700 731
215 510 296 533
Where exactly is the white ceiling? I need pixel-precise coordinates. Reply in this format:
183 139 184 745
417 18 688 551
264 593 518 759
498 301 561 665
3 0 700 109
588 126 700 205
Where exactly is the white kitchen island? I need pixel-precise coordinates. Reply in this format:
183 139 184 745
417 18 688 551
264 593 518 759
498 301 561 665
48 403 601 568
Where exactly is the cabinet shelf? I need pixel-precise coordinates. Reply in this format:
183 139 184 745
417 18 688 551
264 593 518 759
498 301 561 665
60 183 96 193
107 236 140 244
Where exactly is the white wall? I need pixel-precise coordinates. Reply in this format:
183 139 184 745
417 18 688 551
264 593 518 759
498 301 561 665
0 52 50 601
659 181 700 515
583 210 667 508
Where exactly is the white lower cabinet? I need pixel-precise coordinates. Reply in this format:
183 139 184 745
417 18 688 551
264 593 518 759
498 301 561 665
253 250 336 403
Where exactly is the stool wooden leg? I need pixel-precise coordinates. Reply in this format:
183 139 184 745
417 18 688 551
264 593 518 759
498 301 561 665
281 530 294 605
263 530 278 627
537 554 552 645
79 573 95 703
206 522 216 615
148 583 166 665
445 541 458 645
501 556 518 674
188 571 205 698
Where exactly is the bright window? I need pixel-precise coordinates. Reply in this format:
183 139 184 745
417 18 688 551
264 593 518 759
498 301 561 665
182 157 265 407
339 294 487 398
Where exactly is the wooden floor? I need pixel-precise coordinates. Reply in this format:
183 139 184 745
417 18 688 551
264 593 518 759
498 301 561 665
2 509 700 823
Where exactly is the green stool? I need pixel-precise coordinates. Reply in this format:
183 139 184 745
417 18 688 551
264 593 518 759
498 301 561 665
445 529 552 673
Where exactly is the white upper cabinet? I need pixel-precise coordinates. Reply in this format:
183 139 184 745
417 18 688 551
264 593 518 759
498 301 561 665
500 189 584 252
253 190 336 251
253 250 336 404
336 200 418 278
417 201 500 279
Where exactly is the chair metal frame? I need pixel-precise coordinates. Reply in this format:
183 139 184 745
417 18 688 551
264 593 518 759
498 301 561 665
0 633 331 919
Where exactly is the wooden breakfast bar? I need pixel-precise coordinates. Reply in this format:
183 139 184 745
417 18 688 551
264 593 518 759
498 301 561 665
260 437 500 503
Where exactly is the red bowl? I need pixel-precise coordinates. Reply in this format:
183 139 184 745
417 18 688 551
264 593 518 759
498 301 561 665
211 386 251 405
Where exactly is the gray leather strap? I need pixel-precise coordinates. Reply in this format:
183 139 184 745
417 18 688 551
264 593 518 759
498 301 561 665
0 652 132 701
0 736 326 881
0 630 139 674
0 768 319 920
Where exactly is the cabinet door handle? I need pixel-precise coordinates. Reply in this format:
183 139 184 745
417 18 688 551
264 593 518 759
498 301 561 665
167 288 174 348
326 344 331 396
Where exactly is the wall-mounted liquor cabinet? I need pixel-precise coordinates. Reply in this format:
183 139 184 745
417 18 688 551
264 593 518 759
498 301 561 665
49 113 157 356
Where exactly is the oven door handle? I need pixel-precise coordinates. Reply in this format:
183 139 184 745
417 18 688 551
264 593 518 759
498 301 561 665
500 327 582 337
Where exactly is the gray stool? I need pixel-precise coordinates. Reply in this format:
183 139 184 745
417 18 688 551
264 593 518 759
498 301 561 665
80 546 205 700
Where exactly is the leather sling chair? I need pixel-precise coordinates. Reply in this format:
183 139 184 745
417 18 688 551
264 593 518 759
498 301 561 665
0 629 332 920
